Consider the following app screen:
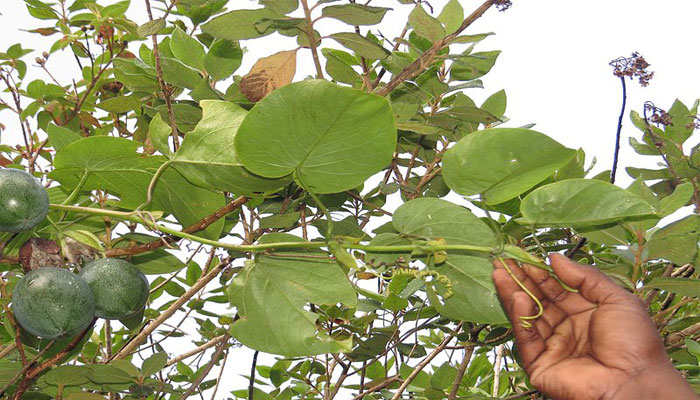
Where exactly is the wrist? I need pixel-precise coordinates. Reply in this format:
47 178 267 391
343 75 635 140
608 363 698 400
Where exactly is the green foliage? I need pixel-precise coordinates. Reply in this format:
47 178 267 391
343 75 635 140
0 0 699 398
235 80 396 193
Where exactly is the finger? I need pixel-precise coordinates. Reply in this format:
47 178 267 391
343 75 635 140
492 268 520 315
550 253 633 305
522 263 567 301
509 291 546 368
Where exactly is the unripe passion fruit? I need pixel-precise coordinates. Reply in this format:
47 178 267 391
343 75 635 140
12 267 95 339
0 169 49 233
80 258 150 320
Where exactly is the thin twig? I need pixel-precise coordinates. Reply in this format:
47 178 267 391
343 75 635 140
179 333 229 400
166 335 228 367
351 375 402 400
390 323 461 400
300 0 324 79
492 343 505 396
610 77 627 183
144 0 180 150
376 0 497 96
112 260 229 359
209 349 229 400
248 351 259 400
448 342 475 399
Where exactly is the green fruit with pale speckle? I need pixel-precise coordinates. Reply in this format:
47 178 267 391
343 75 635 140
80 258 150 320
0 168 49 233
12 267 95 339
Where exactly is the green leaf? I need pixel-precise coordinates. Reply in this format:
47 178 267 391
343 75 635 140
228 233 357 356
173 100 291 195
647 215 700 265
329 32 390 60
44 365 92 386
658 182 694 217
50 136 225 239
102 0 130 17
148 113 172 156
0 360 21 388
133 248 186 275
322 4 390 26
520 179 657 228
26 79 46 98
235 80 396 194
260 0 299 13
202 9 280 41
450 50 500 81
392 198 506 323
442 106 499 124
97 95 142 114
170 27 206 71
646 277 700 298
665 99 697 144
141 352 168 376
204 39 243 81
137 18 165 37
322 48 361 85
46 123 81 151
579 225 630 246
66 393 109 400
443 128 577 204
393 198 497 246
431 362 457 390
481 89 506 119
159 57 202 89
438 0 463 34
409 5 445 43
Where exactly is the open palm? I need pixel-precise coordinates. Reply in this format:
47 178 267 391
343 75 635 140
492 254 678 400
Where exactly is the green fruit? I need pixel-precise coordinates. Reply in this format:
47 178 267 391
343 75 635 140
12 267 95 339
0 168 49 233
80 258 150 320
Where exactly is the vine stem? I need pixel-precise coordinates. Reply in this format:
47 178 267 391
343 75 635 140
48 204 564 273
142 160 172 209
610 76 627 184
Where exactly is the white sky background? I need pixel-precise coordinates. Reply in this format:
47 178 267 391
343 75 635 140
1 0 700 398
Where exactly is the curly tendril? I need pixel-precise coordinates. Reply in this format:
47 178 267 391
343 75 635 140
497 256 543 328
393 268 454 299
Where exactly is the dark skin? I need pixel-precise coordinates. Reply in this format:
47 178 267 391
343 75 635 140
492 253 698 400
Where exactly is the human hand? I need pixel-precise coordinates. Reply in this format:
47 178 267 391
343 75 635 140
492 253 698 400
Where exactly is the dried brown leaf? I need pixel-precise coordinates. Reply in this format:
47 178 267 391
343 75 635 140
19 238 63 273
62 237 99 265
240 50 297 102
